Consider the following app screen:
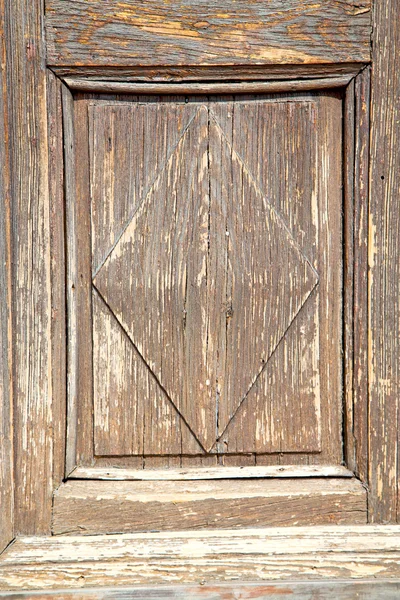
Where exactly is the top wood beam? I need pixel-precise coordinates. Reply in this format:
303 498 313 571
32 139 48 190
45 0 371 67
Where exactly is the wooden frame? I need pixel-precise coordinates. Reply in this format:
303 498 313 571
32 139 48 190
63 83 343 477
2 0 400 592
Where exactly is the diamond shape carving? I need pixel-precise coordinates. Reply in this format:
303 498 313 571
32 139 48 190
94 106 319 452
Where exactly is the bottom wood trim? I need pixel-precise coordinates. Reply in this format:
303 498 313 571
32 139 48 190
2 526 400 590
52 478 366 535
70 464 353 481
1 581 400 598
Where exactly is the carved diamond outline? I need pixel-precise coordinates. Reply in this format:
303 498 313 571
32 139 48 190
93 105 319 452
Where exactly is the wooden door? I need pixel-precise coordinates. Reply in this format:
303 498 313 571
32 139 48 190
1 0 400 593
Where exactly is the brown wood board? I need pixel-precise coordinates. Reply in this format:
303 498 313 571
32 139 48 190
368 0 400 522
51 478 366 535
0 0 13 553
45 1 371 67
3 526 400 590
7 0 53 535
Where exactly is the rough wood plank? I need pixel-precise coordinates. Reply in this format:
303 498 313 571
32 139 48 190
70 465 353 480
92 290 202 456
93 99 321 455
214 93 342 461
53 63 365 83
52 479 366 535
2 581 400 599
3 526 400 590
45 0 371 67
64 90 94 473
343 79 356 474
64 76 353 95
8 0 52 534
0 0 13 553
368 0 400 522
47 71 66 487
345 67 370 482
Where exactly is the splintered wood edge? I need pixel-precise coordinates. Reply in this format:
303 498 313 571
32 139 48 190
62 76 353 94
2 526 400 590
70 465 354 481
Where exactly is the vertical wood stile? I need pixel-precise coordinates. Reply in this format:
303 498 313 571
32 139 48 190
352 68 370 484
343 79 355 473
7 0 53 533
47 71 67 487
0 0 14 552
369 0 400 522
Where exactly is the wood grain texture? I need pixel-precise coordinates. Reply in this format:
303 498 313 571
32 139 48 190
68 93 343 466
0 0 13 553
52 478 366 535
70 465 353 481
53 63 365 83
368 0 400 522
212 93 342 461
64 90 94 473
94 101 319 453
3 582 400 599
7 0 52 534
45 0 371 67
64 76 353 95
344 68 370 480
93 290 202 456
47 71 66 487
3 525 400 590
352 68 370 484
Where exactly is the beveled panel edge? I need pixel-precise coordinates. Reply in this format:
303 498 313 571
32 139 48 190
51 63 366 83
69 465 354 481
63 75 353 95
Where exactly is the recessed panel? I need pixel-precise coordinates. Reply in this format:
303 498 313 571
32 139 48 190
67 92 343 466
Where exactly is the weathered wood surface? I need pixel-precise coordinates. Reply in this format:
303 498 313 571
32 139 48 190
47 71 67 487
7 0 52 534
368 0 400 522
93 100 320 454
52 479 366 535
64 89 95 474
0 0 13 553
2 582 400 599
70 465 353 481
2 526 400 590
2 582 400 600
67 93 342 466
210 94 342 460
45 0 371 67
344 68 370 480
54 63 364 83
93 291 202 456
64 76 353 95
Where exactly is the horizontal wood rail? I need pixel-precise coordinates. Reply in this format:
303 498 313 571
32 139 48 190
51 478 366 535
64 76 352 94
2 526 400 590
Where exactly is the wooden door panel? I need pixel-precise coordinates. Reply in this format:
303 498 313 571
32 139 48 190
66 91 342 468
8 0 400 591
